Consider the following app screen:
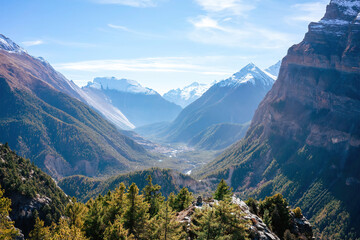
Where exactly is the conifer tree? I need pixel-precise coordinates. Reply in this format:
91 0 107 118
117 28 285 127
65 197 87 229
0 186 20 239
259 193 290 237
143 175 164 217
213 179 232 201
191 207 220 239
105 183 126 224
83 197 106 240
173 187 193 212
51 218 88 240
104 217 132 240
191 201 248 239
167 192 177 211
29 217 50 240
149 202 185 240
123 183 150 239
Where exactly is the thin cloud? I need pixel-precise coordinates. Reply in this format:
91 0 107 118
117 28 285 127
189 0 292 49
290 1 328 22
107 24 164 38
188 17 293 49
194 0 256 16
53 56 248 75
22 40 44 47
93 0 160 7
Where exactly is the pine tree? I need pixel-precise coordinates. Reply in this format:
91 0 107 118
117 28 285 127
104 183 126 224
167 192 177 211
191 201 247 240
0 186 20 239
123 183 150 239
83 197 106 240
104 217 132 240
259 193 290 237
143 175 164 217
149 202 185 240
65 197 87 228
191 207 220 240
50 218 88 240
29 217 50 240
213 179 232 201
173 187 193 212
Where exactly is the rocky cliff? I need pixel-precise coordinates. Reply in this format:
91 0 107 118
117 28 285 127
199 1 360 238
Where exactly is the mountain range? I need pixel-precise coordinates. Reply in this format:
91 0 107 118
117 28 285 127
0 34 154 179
163 82 212 108
197 0 360 238
141 63 276 150
83 77 182 127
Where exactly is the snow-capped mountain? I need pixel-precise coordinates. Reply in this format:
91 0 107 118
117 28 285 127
84 77 182 127
152 63 275 145
218 63 275 88
265 60 282 78
88 77 157 95
163 82 211 108
0 34 26 54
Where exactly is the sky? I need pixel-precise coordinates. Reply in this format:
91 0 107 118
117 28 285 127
1 0 329 94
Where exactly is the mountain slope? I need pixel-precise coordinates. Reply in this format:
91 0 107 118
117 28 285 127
0 34 154 179
189 122 250 150
265 60 282 77
83 77 182 127
163 82 211 108
58 168 209 202
199 1 360 238
0 143 69 236
160 63 275 144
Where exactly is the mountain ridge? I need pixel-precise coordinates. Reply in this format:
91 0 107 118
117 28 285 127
153 63 275 146
83 77 182 127
0 34 155 179
198 1 360 238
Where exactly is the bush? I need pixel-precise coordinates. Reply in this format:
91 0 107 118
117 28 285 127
292 207 303 218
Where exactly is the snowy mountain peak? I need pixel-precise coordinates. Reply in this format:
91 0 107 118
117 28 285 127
219 63 275 88
163 82 211 108
265 60 282 78
87 77 157 95
0 34 26 54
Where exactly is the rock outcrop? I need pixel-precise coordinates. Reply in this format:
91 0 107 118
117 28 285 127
176 196 314 240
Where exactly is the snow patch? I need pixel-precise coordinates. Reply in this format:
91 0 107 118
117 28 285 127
0 34 27 54
218 63 275 88
87 77 157 95
319 19 351 25
331 0 360 16
163 82 212 108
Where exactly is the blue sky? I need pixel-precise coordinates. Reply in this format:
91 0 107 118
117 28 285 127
1 0 329 94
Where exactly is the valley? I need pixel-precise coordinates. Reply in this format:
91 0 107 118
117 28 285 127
0 0 359 239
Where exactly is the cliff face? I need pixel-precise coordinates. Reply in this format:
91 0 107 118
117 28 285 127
200 1 360 238
252 0 360 152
